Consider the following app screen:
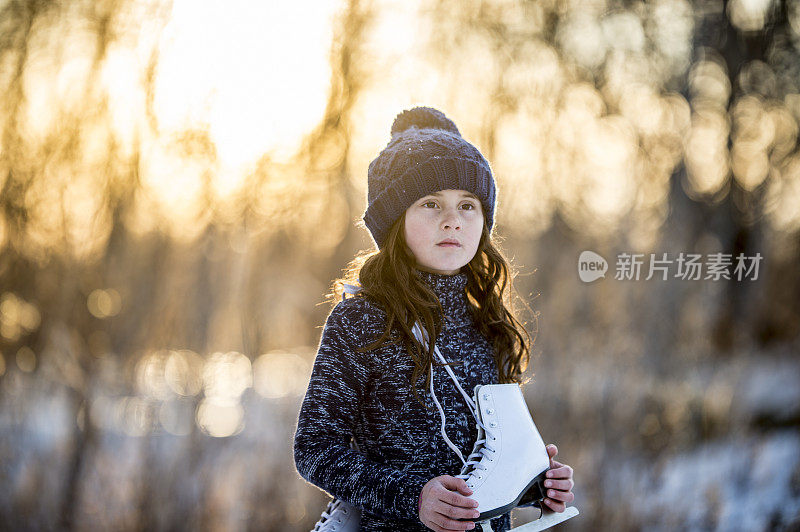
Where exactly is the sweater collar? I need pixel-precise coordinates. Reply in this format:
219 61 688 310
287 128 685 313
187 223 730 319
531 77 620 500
413 268 470 326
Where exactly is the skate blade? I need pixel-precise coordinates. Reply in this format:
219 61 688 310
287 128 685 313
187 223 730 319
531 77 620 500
468 469 550 522
510 506 579 531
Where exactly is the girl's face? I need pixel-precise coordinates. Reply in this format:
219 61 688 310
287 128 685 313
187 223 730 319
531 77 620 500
404 189 484 275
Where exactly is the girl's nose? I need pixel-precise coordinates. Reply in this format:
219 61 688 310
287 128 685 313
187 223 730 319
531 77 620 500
442 210 461 230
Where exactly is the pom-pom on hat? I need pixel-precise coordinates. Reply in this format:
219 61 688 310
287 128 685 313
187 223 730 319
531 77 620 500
363 106 496 249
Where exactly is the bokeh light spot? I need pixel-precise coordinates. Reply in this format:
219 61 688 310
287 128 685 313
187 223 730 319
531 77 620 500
196 398 244 438
136 349 173 400
16 346 36 373
253 351 311 399
159 397 195 436
202 351 252 400
87 289 122 318
165 349 204 397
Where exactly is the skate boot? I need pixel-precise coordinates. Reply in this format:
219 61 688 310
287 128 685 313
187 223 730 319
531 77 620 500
311 498 359 532
455 384 551 521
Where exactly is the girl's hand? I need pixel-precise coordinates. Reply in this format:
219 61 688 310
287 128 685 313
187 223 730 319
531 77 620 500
419 475 480 531
541 444 575 513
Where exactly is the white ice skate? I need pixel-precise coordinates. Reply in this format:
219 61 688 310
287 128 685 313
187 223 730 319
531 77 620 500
456 383 551 520
411 323 579 532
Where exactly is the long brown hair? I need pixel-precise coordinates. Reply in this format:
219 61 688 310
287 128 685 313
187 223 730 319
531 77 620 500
328 215 535 409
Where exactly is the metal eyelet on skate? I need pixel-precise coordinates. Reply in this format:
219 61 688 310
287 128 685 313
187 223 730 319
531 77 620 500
489 421 497 428
483 393 490 400
486 408 495 415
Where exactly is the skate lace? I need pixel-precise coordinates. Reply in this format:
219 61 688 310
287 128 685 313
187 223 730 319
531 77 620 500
455 440 496 483
343 284 496 484
410 323 496 481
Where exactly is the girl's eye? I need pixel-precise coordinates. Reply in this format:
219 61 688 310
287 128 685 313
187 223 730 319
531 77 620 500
420 200 478 210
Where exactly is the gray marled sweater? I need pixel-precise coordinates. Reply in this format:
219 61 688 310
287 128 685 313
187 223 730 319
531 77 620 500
294 269 510 531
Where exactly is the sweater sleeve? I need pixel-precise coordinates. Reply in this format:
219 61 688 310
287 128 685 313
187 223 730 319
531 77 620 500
293 300 429 521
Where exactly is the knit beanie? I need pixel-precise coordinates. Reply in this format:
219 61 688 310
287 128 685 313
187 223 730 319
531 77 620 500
363 106 496 249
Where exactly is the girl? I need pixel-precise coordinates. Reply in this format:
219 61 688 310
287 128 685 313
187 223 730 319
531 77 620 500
294 107 574 532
